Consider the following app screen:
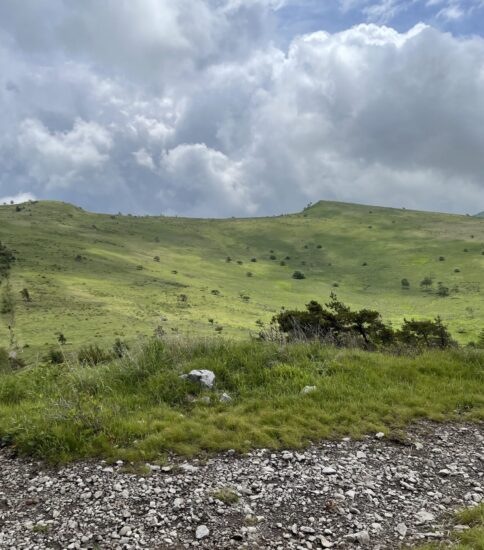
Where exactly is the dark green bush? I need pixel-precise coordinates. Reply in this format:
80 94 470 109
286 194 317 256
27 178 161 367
45 349 64 364
292 271 305 280
274 294 455 350
113 338 129 358
78 345 111 366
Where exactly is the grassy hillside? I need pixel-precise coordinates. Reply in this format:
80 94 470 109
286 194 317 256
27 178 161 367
0 200 483 360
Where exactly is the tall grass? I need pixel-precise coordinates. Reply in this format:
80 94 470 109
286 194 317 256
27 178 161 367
0 338 482 463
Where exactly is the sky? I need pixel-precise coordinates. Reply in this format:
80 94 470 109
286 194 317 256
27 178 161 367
1 0 484 217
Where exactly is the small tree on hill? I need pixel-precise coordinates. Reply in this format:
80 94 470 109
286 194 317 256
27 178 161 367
292 271 305 280
420 276 433 290
20 288 31 302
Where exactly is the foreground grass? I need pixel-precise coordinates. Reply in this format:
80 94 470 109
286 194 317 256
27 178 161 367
0 340 482 463
416 504 484 549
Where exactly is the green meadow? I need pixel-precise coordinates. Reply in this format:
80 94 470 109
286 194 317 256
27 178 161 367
0 200 483 361
0 200 483 465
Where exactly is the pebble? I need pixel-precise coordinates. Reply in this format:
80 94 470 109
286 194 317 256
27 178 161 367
0 422 482 549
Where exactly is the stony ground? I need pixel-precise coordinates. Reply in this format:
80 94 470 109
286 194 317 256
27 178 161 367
0 423 482 550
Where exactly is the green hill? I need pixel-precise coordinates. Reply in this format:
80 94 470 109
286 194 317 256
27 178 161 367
476 211 484 218
1 200 483 360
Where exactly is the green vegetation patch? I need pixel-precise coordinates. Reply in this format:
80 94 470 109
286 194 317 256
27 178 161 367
0 339 482 463
415 504 484 549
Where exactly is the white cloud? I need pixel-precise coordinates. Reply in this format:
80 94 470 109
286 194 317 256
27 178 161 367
17 118 112 190
0 2 483 216
160 144 257 216
0 192 36 205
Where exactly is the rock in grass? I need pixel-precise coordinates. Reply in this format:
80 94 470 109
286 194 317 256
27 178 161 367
301 385 316 395
196 525 210 539
181 370 215 389
220 392 232 403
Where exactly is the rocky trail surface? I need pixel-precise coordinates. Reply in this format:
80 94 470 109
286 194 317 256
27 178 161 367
0 423 482 550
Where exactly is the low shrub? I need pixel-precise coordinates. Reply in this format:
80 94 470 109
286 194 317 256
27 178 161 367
274 294 455 350
45 349 64 365
78 345 111 366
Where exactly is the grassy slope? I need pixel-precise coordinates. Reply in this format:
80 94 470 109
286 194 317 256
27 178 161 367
0 200 483 360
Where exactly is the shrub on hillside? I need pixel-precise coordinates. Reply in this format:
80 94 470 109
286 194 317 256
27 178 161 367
113 338 129 358
20 288 31 302
0 241 15 279
401 278 410 289
273 293 455 350
45 349 64 364
437 283 450 297
78 345 111 366
420 276 433 290
292 271 305 280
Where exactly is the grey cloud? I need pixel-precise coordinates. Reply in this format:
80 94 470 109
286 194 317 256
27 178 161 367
0 2 483 216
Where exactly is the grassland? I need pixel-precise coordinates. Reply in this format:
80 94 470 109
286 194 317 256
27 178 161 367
0 339 482 463
0 200 483 362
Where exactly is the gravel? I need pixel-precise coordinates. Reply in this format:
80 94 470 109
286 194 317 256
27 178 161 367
0 422 482 549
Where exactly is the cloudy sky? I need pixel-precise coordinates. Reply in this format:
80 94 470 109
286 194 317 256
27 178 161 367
1 0 484 217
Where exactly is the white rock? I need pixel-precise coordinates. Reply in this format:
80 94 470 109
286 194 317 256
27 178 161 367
301 386 316 395
173 497 184 509
181 370 216 389
356 530 370 545
322 467 337 475
196 525 210 539
220 392 232 403
375 432 385 440
318 535 334 548
180 463 199 473
416 510 435 523
396 523 407 537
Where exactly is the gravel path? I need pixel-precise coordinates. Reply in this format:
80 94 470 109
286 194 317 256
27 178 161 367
0 423 483 549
